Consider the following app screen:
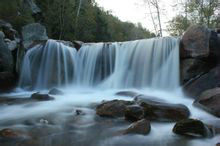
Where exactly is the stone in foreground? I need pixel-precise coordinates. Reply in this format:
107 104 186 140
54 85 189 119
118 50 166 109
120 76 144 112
123 119 151 135
173 119 213 138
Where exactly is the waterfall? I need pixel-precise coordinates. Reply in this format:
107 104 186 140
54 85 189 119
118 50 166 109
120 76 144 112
19 37 180 90
19 40 77 89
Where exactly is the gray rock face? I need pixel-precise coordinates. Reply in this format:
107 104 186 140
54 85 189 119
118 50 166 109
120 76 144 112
184 66 220 98
123 119 151 135
181 25 211 58
180 59 211 84
194 88 220 118
22 23 48 49
0 31 13 72
173 119 214 138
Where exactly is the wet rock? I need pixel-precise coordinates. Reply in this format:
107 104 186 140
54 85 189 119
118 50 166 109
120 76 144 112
139 99 190 122
217 143 220 146
31 92 54 101
125 105 144 122
204 119 220 134
22 23 48 49
173 119 214 138
116 91 140 98
48 88 64 95
0 20 17 40
73 40 83 50
75 109 85 116
181 25 210 58
96 100 134 117
184 66 220 99
123 119 151 135
194 88 220 117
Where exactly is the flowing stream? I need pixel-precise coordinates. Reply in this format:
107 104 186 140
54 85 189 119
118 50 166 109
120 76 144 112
0 37 219 146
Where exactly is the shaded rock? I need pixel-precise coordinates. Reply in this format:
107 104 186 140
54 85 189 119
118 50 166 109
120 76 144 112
22 23 48 49
0 71 16 92
48 88 64 95
194 88 220 117
31 92 54 101
116 91 140 98
173 119 214 138
123 119 151 135
0 31 13 72
184 66 220 99
0 20 17 40
125 105 144 122
180 59 211 84
96 100 133 117
209 30 220 60
139 99 190 122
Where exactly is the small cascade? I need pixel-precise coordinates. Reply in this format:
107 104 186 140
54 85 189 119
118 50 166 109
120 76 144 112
19 37 180 90
19 40 77 89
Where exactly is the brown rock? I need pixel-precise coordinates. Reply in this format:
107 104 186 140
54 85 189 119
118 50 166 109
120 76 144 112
31 92 54 101
96 100 133 117
123 119 151 135
140 99 190 122
173 119 214 138
125 105 144 122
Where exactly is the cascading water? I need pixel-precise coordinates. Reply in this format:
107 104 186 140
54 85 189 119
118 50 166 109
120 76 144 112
19 40 77 89
1 37 220 146
19 37 180 90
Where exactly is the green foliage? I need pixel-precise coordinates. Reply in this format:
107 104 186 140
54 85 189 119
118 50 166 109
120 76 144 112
0 0 34 32
35 0 155 42
167 0 220 36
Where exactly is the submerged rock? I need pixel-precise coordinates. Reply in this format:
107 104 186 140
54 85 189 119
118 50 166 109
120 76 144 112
124 105 144 122
96 100 133 117
116 91 140 98
139 99 190 122
48 88 64 95
0 128 29 140
31 93 54 101
194 88 220 118
123 119 151 135
173 119 213 138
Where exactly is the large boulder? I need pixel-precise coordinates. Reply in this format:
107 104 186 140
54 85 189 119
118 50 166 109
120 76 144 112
123 119 151 135
96 100 134 117
22 23 48 49
181 25 220 60
181 25 211 58
194 88 220 117
184 66 220 99
139 99 190 122
173 119 214 138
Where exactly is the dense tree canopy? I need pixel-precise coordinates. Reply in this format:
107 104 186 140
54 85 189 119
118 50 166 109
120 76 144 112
0 0 155 42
